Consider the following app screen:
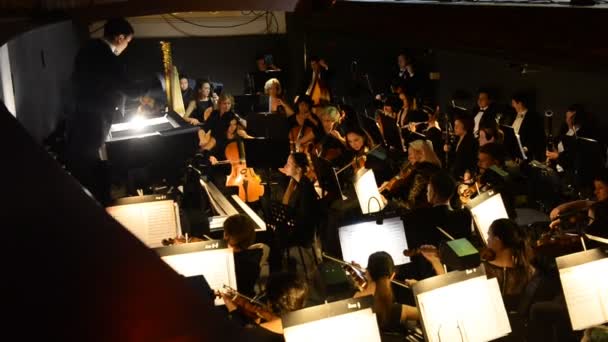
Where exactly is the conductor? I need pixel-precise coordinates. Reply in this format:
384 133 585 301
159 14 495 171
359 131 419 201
66 18 137 204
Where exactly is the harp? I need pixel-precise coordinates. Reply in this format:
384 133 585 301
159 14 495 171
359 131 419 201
160 41 186 117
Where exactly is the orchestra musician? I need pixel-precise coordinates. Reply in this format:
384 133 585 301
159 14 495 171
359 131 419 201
508 92 546 161
287 95 318 152
472 142 517 217
549 170 608 240
221 272 308 339
478 121 505 147
185 79 218 126
264 78 294 116
279 153 320 280
311 106 347 162
353 252 420 333
301 56 332 107
344 127 391 185
223 214 269 298
471 88 499 137
444 114 478 180
179 74 194 108
201 94 239 143
388 139 441 209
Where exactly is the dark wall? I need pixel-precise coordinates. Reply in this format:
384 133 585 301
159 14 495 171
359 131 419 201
9 21 81 142
122 34 288 97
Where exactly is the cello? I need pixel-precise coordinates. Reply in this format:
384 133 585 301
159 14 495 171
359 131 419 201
224 140 265 202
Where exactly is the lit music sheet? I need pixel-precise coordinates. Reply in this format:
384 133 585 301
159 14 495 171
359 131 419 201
284 308 381 342
106 200 178 248
470 193 509 244
560 257 608 330
339 217 409 267
161 248 237 306
417 276 510 342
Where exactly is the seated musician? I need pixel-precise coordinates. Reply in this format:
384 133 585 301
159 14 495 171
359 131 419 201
337 103 383 148
221 272 308 338
311 105 347 162
287 95 318 151
549 170 608 240
179 74 194 106
279 153 320 279
353 252 420 333
264 78 294 116
426 218 535 311
444 114 477 180
474 142 517 218
344 126 391 185
185 79 218 126
387 139 441 209
396 90 425 129
200 94 239 145
223 214 268 298
301 56 332 107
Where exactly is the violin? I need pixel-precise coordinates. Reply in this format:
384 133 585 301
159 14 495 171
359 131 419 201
161 235 204 246
534 230 583 258
224 140 265 202
379 162 414 193
322 253 409 290
216 285 278 323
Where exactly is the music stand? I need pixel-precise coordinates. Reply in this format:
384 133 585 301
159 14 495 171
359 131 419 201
500 124 527 160
556 248 608 330
413 265 511 342
233 95 270 116
573 136 604 188
282 296 382 342
246 112 288 139
155 240 237 306
338 216 410 267
378 115 403 151
466 190 509 245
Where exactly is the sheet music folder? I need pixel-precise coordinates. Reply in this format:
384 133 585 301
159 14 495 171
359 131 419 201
155 240 237 306
338 216 410 267
556 248 608 330
413 265 511 342
282 296 381 342
106 195 181 248
466 190 509 245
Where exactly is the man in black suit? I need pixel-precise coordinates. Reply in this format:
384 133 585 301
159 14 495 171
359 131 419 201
402 171 472 278
66 18 137 204
508 92 545 161
470 88 499 137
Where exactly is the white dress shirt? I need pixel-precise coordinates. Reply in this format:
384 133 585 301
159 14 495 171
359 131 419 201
473 106 487 137
101 38 119 56
512 110 527 134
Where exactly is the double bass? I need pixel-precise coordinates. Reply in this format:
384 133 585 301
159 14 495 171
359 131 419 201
224 140 265 202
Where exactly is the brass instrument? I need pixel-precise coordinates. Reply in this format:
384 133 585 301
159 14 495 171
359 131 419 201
160 41 186 116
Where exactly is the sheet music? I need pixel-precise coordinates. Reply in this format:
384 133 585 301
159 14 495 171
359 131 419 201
161 248 237 306
470 193 509 244
353 168 386 214
284 308 381 342
560 257 608 330
417 276 510 342
106 200 178 248
339 217 409 267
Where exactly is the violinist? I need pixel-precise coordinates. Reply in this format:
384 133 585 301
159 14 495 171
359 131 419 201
223 214 268 298
279 153 320 279
549 170 608 241
221 272 308 338
345 127 391 185
352 252 420 333
482 219 535 311
388 139 441 209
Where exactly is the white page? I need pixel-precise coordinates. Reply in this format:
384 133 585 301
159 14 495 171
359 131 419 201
339 217 409 267
417 276 511 342
560 258 608 330
354 168 386 214
161 248 237 306
284 308 381 342
470 193 509 244
107 200 177 248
